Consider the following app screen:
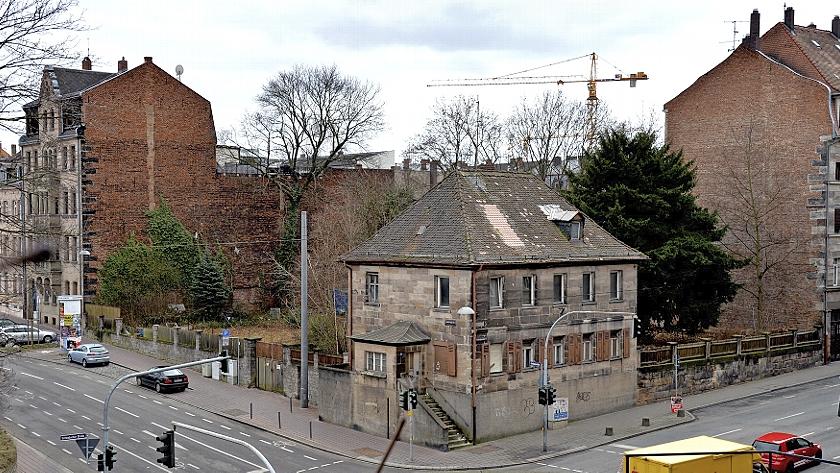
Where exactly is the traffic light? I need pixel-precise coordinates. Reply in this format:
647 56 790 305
408 389 418 409
104 446 116 471
399 390 409 410
538 386 547 405
156 429 175 468
220 350 229 374
546 384 556 405
97 453 104 472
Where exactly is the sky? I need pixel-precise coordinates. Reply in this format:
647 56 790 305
4 1 840 166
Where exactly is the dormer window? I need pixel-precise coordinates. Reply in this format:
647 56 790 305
557 221 581 240
538 204 583 241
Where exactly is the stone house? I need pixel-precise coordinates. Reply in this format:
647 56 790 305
664 7 840 355
340 170 646 446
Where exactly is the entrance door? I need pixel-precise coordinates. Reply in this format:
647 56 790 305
831 310 840 362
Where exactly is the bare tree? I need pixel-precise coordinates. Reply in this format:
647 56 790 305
230 64 385 308
405 95 505 171
0 0 85 131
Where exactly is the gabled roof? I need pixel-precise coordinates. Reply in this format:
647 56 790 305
349 321 431 346
343 170 646 266
49 67 115 98
787 25 840 91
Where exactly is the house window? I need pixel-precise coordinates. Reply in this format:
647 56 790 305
489 344 503 373
610 270 623 300
523 341 535 369
582 272 595 303
835 162 840 181
553 273 567 303
557 221 582 240
582 333 594 362
489 276 504 308
834 258 840 286
365 351 386 373
836 208 840 233
70 146 76 169
435 276 450 308
610 330 622 358
365 272 379 304
522 275 536 306
553 336 565 365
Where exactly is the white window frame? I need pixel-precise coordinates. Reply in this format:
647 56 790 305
489 276 504 308
366 351 386 373
570 221 581 240
582 272 595 303
583 333 593 362
489 343 503 374
365 272 379 304
435 276 450 308
523 345 534 369
610 330 621 358
553 338 565 366
553 273 567 304
522 275 536 306
610 270 623 301
834 257 840 287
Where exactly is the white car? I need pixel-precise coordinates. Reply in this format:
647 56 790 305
68 344 110 367
0 325 56 344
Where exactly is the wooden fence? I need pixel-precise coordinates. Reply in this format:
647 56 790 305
255 341 343 366
640 329 821 367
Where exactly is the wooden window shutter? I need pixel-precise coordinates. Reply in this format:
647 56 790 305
564 337 570 365
594 331 604 361
570 334 581 365
503 341 512 373
481 344 490 376
623 329 631 358
433 341 448 375
446 342 457 377
536 338 545 364
547 338 554 366
514 340 523 373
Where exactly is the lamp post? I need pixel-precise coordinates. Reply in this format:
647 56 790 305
79 249 89 336
457 306 477 444
541 309 636 453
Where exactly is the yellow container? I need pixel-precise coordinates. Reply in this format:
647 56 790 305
623 436 763 473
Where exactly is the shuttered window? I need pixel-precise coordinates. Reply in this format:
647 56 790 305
433 341 457 376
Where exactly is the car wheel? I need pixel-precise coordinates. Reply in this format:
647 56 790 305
42 335 52 343
785 462 795 473
68 354 73 363
136 377 142 386
155 383 162 393
82 359 87 368
103 362 110 366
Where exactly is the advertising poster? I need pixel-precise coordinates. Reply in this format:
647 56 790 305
57 296 83 350
550 397 569 422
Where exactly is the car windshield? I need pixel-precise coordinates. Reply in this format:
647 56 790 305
89 347 107 353
162 369 183 377
753 441 781 451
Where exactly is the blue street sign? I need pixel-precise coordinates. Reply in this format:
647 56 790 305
222 329 231 338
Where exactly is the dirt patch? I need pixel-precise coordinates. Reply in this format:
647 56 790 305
0 427 16 471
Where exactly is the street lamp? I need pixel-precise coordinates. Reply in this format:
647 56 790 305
457 306 477 444
79 249 89 336
540 309 636 453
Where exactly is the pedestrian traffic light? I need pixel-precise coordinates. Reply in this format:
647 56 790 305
156 429 175 468
408 389 418 409
538 386 547 405
546 384 556 405
104 446 116 471
400 390 409 410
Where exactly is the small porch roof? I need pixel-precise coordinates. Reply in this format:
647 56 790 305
349 321 431 346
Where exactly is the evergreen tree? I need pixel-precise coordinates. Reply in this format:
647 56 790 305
147 199 202 293
189 256 231 322
565 128 743 338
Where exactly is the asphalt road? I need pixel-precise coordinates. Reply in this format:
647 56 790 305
501 378 840 473
0 351 392 473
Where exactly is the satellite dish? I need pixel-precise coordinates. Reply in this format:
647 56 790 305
175 64 184 81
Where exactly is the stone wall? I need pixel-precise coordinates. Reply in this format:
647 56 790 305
637 347 822 404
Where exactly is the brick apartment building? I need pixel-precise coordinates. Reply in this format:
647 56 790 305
664 7 840 358
335 170 644 447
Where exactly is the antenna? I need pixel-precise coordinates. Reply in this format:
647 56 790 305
175 64 184 82
723 20 748 52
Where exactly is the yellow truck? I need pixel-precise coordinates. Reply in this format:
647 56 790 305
622 436 767 473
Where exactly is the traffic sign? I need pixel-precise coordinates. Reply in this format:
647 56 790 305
550 397 569 422
670 396 683 413
529 361 541 368
221 329 231 338
76 437 99 459
60 432 87 441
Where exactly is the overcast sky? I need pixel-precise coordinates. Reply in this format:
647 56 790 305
4 1 840 165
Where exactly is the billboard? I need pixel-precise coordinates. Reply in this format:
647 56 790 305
57 295 83 350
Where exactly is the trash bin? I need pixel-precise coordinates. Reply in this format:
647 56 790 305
202 363 211 378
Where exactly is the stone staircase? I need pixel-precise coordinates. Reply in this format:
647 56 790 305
421 393 471 450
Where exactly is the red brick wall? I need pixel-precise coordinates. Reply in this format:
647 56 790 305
665 45 831 331
759 23 826 83
81 60 283 304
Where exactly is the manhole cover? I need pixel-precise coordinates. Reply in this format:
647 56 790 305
222 408 249 417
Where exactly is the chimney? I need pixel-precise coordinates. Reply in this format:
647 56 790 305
832 15 840 38
748 9 760 49
420 159 429 171
402 158 411 170
117 57 127 73
81 56 92 70
784 6 794 30
430 160 439 188
144 56 153 64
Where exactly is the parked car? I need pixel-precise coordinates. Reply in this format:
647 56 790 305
753 432 822 472
0 319 17 329
136 366 189 393
0 325 56 344
67 344 110 367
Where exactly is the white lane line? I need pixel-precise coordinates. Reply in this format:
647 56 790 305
52 401 61 407
80 415 91 421
187 464 200 470
27 404 37 409
72 425 82 430
42 410 53 416
775 412 804 422
114 429 124 435
31 431 40 437
138 394 147 399
833 455 840 460
220 424 231 430
110 442 169 471
610 443 638 450
78 458 86 464
803 431 816 437
151 422 169 431
114 406 139 418
46 440 56 446
307 467 318 471
19 372 43 380
97 422 104 427
331 461 343 465
537 464 558 469
201 418 213 424
152 400 163 405
37 396 46 401
84 394 104 404
239 432 251 437
62 448 72 455
53 382 75 392
179 432 265 469
123 389 134 394
37 363 47 367
130 437 141 443
65 408 76 414
168 405 178 411
783 395 796 399
24 391 32 395
142 430 156 438
1 417 9 422
281 446 294 453
53 366 63 371
712 428 742 438
296 469 305 473
319 465 331 469
16 423 25 429
185 412 196 417
57 417 67 423
304 455 318 461
259 439 271 445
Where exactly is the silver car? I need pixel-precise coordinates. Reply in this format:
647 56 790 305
0 325 56 344
68 344 110 367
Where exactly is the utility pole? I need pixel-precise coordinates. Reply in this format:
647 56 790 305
299 211 309 408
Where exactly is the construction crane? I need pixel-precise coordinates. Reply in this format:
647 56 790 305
427 52 648 149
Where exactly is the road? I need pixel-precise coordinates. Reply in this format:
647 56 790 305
501 378 840 473
0 351 392 473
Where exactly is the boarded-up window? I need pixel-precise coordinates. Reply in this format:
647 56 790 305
433 341 457 377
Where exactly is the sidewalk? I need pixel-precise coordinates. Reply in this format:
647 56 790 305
13 435 72 473
17 336 840 470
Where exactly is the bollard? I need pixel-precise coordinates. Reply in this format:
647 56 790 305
278 411 281 429
309 421 312 439
250 402 253 419
289 397 293 413
676 409 685 418
641 417 650 427
605 426 614 436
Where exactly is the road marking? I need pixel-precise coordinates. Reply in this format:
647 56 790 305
62 448 72 455
52 401 61 407
610 443 638 450
142 430 157 438
130 437 140 443
53 382 75 392
307 467 318 471
185 412 196 417
537 464 558 469
84 394 104 404
81 415 91 421
833 455 840 460
37 396 46 401
42 410 52 416
259 439 271 445
783 395 796 399
31 431 40 437
1 417 9 422
802 431 815 437
114 429 124 435
280 446 294 453
168 405 178 410
152 400 163 405
123 389 134 394
110 442 169 471
16 424 25 429
319 465 332 468
187 464 200 470
46 440 56 446
28 404 37 409
239 432 251 437
712 428 742 437
179 432 266 469
24 391 32 395
220 424 231 430
138 394 147 399
97 422 104 427
774 412 804 421
824 383 840 388
58 417 67 423
304 455 318 461
73 425 82 430
78 458 86 464
38 363 47 367
19 372 43 380
53 367 63 371
66 408 76 414
201 418 213 424
331 462 342 465
114 406 139 418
